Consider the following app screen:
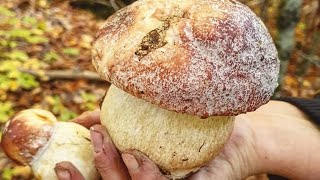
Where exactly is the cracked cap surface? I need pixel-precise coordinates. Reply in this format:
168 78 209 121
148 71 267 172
92 0 279 117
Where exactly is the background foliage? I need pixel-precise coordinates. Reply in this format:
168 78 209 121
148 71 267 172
0 0 319 179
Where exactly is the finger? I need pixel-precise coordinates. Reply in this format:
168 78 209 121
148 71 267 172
72 109 100 128
90 124 130 180
54 161 85 180
122 151 167 180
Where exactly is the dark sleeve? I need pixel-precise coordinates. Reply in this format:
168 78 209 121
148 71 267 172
276 97 320 125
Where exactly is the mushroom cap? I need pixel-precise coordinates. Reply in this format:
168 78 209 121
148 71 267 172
92 0 280 117
1 109 57 165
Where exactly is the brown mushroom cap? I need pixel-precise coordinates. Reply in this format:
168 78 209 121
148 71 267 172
1 109 57 165
92 0 280 117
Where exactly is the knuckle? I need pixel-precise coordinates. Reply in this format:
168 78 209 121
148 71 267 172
92 124 105 132
94 151 121 171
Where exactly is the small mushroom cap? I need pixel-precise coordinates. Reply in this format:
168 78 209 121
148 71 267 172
1 109 57 165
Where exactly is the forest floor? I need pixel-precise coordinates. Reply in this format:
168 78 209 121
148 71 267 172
0 0 319 179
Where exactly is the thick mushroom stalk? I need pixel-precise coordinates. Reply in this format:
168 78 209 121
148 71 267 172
101 86 235 179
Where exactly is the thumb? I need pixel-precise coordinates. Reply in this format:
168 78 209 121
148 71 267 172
54 161 85 180
121 151 167 180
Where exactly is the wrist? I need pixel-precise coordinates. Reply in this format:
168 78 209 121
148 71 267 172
246 101 320 179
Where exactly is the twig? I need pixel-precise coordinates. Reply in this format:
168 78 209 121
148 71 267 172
109 0 126 11
95 0 112 7
247 0 264 7
116 0 127 8
300 53 320 68
20 69 105 82
110 0 120 11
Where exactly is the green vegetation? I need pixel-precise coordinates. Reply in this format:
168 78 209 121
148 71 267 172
0 4 95 124
0 102 14 123
45 95 78 121
0 6 45 122
80 91 98 111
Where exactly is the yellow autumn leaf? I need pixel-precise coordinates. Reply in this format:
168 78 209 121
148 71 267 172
32 103 42 109
23 58 41 70
65 36 79 46
303 80 311 88
31 28 44 35
7 70 20 78
37 0 48 8
9 81 19 91
80 34 93 49
12 166 32 179
0 89 7 100
49 26 64 39
0 60 21 71
45 95 56 105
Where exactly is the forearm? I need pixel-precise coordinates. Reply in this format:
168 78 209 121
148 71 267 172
246 101 320 179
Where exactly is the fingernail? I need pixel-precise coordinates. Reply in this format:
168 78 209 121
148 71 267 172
55 168 71 179
90 128 103 153
122 153 139 170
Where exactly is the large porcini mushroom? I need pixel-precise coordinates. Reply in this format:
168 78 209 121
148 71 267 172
93 0 279 179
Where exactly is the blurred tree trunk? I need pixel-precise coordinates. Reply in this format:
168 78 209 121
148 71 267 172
69 0 128 18
297 1 320 79
275 0 302 96
260 0 269 22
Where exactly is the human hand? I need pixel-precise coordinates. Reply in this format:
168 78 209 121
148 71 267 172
54 109 130 180
55 101 320 180
70 109 165 180
54 109 261 180
192 101 320 180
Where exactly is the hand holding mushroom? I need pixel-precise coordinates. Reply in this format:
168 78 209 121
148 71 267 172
63 102 320 180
